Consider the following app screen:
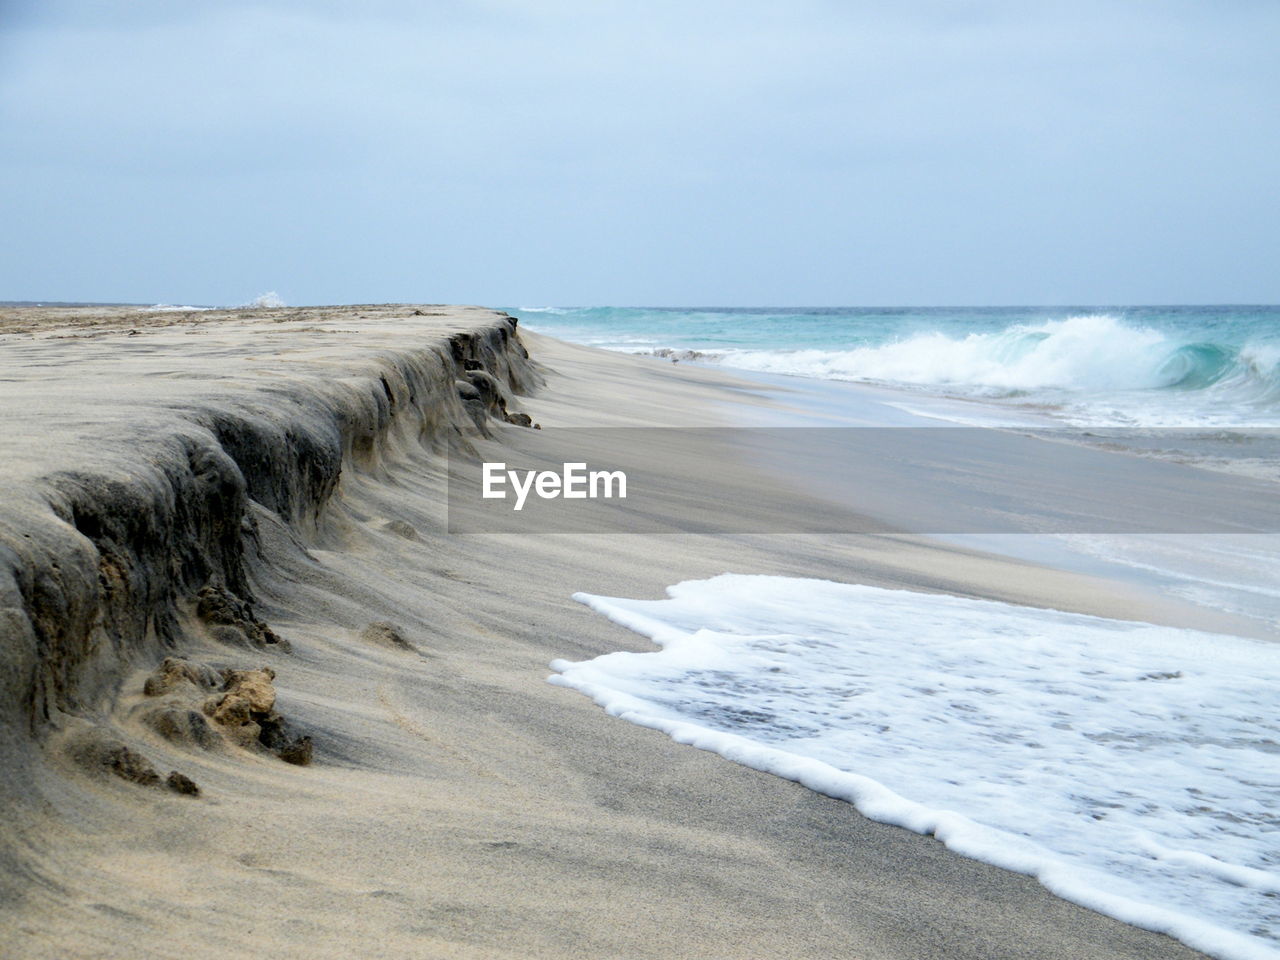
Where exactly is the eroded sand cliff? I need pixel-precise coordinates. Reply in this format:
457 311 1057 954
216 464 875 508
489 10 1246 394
0 303 541 826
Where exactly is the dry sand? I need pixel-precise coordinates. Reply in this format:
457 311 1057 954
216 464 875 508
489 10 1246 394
0 304 1230 959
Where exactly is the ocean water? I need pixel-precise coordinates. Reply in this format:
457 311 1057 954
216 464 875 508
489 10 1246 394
514 306 1280 428
552 575 1280 960
532 305 1280 957
525 302 1280 625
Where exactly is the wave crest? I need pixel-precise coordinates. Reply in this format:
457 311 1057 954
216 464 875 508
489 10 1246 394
710 315 1280 424
515 307 1280 426
720 315 1178 394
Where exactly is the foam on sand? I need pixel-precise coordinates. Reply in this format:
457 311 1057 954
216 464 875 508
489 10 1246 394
553 574 1280 960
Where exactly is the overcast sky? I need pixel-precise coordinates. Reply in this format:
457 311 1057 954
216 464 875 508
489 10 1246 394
2 1 1277 306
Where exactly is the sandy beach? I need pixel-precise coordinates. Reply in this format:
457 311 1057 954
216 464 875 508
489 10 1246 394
1 303 1250 959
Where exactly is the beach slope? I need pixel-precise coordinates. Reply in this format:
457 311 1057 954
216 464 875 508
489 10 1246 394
0 304 1215 959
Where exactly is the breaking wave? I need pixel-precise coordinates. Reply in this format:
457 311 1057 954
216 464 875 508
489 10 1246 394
514 307 1280 426
717 315 1280 416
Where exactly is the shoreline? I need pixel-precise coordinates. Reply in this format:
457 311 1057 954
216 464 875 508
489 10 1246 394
1 305 1227 958
593 348 1280 638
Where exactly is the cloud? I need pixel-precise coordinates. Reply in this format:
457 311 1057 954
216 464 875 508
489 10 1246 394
2 1 1278 303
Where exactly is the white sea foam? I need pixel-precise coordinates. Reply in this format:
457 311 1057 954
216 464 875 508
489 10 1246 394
142 304 213 312
243 291 285 309
701 315 1280 427
512 307 1280 427
551 574 1280 960
715 315 1171 393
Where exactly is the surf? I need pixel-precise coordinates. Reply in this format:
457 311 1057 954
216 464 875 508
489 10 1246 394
552 573 1280 960
514 306 1280 427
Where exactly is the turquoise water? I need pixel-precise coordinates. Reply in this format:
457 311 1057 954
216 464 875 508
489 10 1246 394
513 306 1280 427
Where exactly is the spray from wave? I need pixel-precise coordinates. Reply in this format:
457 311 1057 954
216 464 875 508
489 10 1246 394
717 316 1280 425
242 291 286 309
718 315 1255 393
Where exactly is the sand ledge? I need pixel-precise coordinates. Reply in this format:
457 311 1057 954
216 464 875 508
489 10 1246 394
0 304 538 754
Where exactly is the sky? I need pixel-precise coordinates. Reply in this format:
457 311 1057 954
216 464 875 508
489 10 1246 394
1 0 1278 307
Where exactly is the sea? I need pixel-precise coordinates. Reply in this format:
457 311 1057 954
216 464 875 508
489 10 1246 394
525 306 1280 960
514 305 1280 428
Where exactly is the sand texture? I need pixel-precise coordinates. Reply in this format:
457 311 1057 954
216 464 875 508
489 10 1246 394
0 304 1219 959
